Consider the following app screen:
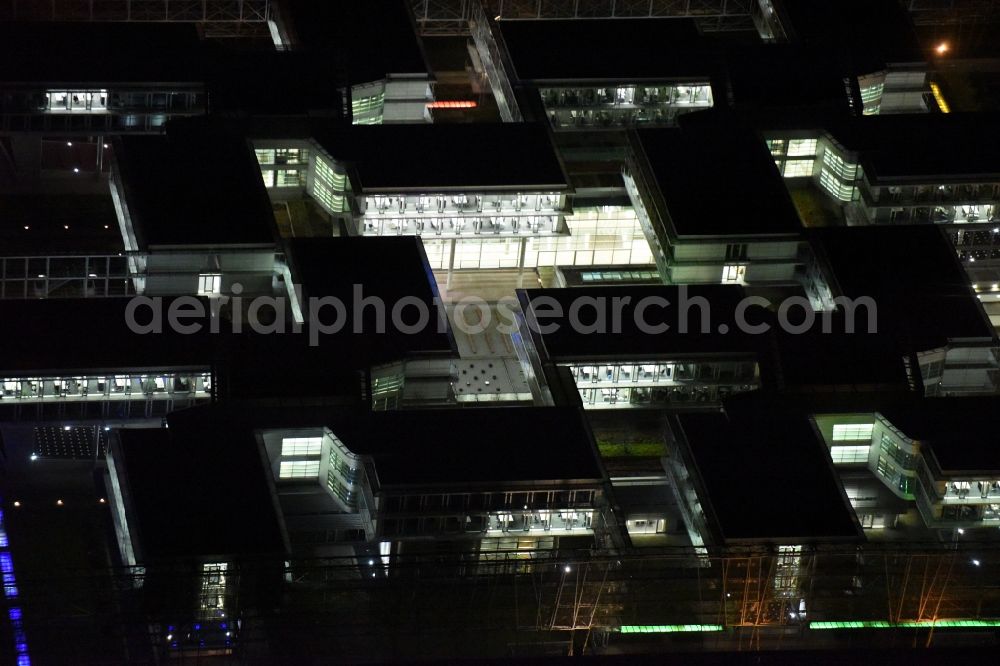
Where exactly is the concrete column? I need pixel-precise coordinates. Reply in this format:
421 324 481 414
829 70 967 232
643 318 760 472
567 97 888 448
517 237 527 288
447 238 457 290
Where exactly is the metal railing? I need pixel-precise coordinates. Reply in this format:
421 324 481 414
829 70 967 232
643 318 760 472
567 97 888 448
0 254 139 300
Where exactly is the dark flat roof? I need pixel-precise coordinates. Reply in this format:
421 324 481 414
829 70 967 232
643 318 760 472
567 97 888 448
517 285 770 361
724 44 856 114
497 18 720 83
167 404 603 489
115 119 276 248
826 113 1000 183
812 226 995 350
775 0 923 69
0 22 204 84
0 297 217 375
675 411 860 542
314 123 569 192
770 321 914 393
217 332 365 401
880 398 1000 473
286 237 455 359
281 0 429 83
337 407 604 488
116 426 285 560
207 50 343 115
633 123 802 237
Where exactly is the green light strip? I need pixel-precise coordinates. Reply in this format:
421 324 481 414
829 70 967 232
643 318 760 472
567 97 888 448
619 625 724 634
811 619 1000 630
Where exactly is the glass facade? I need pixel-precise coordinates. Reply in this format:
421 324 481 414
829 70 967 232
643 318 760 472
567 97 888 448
873 426 918 500
830 445 871 465
256 146 311 190
539 84 712 129
568 360 759 409
787 139 818 157
281 437 322 457
312 156 348 213
279 460 321 479
43 89 108 112
352 89 385 125
857 72 886 115
0 255 136 300
818 149 858 202
578 269 660 283
832 423 873 441
0 372 211 403
421 207 653 271
379 489 597 539
359 192 565 237
783 159 815 178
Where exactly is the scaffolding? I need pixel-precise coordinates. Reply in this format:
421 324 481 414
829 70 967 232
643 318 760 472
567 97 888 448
413 0 758 35
0 0 271 36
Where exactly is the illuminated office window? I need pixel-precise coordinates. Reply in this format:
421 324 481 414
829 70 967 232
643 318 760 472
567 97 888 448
822 151 858 180
255 149 275 165
45 89 108 112
832 423 874 441
281 437 323 457
260 170 275 187
830 445 871 465
275 148 307 165
820 168 855 201
787 139 817 157
197 274 221 296
279 460 320 479
722 264 746 284
275 170 303 188
783 159 814 177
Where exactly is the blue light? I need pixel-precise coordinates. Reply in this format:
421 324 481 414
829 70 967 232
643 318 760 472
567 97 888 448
1 496 30 666
193 624 201 631
220 622 227 629
167 625 174 631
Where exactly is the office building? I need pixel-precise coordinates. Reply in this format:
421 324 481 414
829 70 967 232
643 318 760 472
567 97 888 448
6 2 1000 662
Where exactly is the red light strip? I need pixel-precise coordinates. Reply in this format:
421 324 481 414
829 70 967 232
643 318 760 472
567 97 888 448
426 100 478 109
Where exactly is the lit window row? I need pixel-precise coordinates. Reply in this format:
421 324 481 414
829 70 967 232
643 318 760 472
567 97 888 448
820 168 855 202
787 139 818 157
1 373 211 400
782 159 814 178
281 437 323 457
822 150 858 181
832 423 874 441
255 148 308 166
261 169 305 188
830 444 871 465
279 460 320 479
44 89 108 112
